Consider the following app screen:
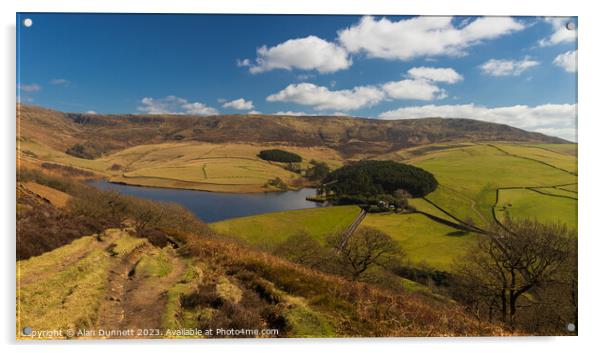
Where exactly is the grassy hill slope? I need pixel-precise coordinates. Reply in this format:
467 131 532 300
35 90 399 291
17 223 507 339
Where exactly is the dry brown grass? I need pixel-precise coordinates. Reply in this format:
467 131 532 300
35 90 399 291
22 182 71 208
172 230 511 337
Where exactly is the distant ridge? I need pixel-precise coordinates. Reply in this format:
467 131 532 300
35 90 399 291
17 104 568 158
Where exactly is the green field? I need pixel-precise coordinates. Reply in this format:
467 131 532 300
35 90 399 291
363 213 478 270
20 135 578 272
211 142 577 271
398 143 577 229
494 188 577 230
209 206 361 249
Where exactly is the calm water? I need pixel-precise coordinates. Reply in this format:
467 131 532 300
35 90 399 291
88 180 324 223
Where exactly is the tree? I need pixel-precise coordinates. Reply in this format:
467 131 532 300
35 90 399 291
328 227 401 280
454 219 576 331
258 149 302 163
306 160 330 181
127 198 166 235
274 232 329 269
323 160 437 199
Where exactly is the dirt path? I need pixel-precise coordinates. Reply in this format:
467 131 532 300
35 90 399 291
95 244 185 336
118 248 185 333
95 243 149 332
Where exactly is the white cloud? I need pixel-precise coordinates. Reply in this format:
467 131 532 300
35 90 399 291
553 50 577 73
407 67 463 83
247 110 262 114
85 110 97 115
539 17 577 47
382 79 446 100
222 98 254 110
379 103 577 141
19 83 41 93
480 57 539 76
266 65 463 111
182 102 219 115
338 16 524 61
267 83 385 111
138 96 218 115
247 35 352 74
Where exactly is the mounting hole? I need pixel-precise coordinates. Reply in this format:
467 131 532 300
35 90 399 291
23 18 33 27
566 22 576 31
567 323 576 332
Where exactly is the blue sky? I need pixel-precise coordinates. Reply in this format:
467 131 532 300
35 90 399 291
17 14 577 140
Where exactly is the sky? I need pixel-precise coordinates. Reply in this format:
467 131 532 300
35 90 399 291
16 14 577 141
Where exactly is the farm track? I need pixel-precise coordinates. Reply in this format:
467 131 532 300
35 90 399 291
420 197 486 233
337 209 367 249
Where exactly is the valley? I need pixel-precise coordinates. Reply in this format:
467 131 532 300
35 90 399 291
16 104 578 337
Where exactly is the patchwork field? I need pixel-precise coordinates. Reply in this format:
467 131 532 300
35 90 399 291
18 138 345 193
19 131 577 272
392 142 578 229
210 141 577 271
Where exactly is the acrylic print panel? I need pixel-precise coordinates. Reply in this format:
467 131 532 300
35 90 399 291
16 13 577 339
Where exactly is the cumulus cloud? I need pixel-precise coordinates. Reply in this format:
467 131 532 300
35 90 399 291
138 96 218 115
19 83 41 93
553 50 577 73
538 17 577 47
407 67 463 83
382 79 446 100
267 83 385 111
379 103 577 141
266 66 462 110
222 98 254 110
246 35 351 74
338 16 524 61
480 57 539 76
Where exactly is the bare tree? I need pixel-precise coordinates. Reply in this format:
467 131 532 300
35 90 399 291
127 198 166 235
328 226 401 281
454 219 576 331
274 232 329 269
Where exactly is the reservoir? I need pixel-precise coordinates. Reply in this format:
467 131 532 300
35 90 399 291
88 180 324 223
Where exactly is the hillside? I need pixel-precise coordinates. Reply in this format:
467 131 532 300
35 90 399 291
211 141 577 272
16 178 508 339
18 104 566 159
17 104 570 193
